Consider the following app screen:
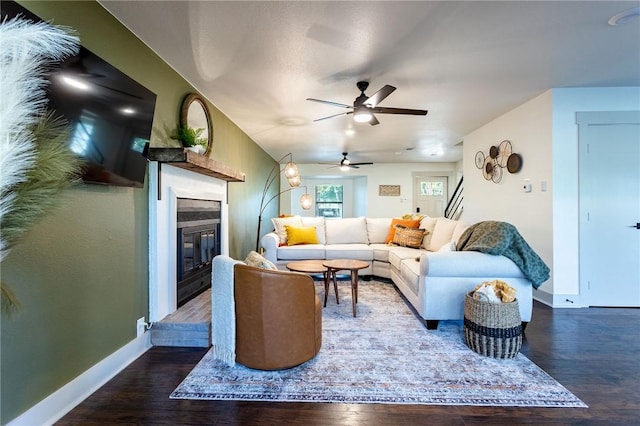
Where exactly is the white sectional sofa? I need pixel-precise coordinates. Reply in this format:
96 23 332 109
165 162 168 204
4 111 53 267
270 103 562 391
261 216 533 329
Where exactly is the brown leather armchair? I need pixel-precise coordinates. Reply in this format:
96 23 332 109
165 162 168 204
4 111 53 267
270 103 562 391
233 264 322 370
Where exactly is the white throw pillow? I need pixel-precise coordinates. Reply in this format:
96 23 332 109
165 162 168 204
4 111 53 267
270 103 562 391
429 217 460 252
366 218 392 244
271 216 302 244
325 217 368 244
419 216 438 250
300 216 326 244
437 241 457 252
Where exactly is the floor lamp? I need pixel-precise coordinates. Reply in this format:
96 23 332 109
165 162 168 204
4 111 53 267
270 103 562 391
256 153 313 252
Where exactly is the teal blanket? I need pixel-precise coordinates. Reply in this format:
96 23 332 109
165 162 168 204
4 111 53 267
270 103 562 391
456 221 550 289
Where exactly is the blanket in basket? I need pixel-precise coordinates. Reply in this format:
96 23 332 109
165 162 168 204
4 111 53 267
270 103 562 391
456 221 550 289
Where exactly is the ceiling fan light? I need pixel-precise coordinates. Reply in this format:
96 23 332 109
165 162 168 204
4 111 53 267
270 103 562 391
340 165 350 171
353 107 373 123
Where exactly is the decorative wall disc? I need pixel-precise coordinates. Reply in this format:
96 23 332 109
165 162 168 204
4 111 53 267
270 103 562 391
497 140 512 168
476 139 521 183
475 151 485 169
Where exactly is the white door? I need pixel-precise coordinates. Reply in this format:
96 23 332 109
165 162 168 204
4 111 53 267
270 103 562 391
414 175 448 217
578 111 640 307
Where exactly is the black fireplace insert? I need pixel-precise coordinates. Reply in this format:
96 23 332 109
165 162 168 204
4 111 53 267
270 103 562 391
176 198 221 307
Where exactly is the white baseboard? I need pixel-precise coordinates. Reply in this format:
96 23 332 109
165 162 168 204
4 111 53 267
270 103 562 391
8 333 152 426
534 288 583 308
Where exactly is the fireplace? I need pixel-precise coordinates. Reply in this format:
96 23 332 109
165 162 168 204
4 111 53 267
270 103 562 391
148 162 229 322
176 198 221 306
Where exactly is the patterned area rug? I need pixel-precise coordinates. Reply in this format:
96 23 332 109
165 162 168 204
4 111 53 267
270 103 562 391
171 280 586 407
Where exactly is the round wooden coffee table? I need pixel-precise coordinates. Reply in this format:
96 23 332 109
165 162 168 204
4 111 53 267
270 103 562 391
286 260 338 307
322 259 369 317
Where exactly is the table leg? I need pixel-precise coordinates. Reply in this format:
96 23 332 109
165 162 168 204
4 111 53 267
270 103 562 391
351 269 358 317
323 271 329 307
332 270 339 304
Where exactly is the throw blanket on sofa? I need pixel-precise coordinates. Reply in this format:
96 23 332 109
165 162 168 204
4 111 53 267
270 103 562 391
456 221 550 289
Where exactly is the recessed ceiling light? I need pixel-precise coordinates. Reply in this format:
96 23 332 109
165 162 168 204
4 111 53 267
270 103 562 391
345 128 355 136
608 6 640 26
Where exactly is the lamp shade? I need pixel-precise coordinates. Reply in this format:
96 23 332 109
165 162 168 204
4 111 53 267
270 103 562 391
300 193 313 210
287 175 301 187
283 161 299 179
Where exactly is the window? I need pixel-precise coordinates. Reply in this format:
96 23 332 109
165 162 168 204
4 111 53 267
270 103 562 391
420 181 444 197
315 184 343 218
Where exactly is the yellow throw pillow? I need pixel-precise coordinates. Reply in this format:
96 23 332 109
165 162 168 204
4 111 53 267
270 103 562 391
285 225 319 246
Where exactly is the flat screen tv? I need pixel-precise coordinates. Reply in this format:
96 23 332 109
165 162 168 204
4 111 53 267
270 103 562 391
3 1 157 188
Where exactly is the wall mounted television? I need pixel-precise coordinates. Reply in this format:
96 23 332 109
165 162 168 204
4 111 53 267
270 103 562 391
3 1 158 188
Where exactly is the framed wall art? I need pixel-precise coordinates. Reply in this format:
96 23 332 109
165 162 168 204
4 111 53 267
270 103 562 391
379 185 401 196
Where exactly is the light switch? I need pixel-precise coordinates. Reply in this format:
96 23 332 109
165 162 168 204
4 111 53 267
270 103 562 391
541 181 547 192
523 179 532 193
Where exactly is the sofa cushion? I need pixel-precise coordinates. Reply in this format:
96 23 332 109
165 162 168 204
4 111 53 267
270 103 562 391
370 243 391 262
399 258 421 296
429 217 460 251
271 216 302 245
419 216 438 250
325 244 373 261
277 244 325 260
385 218 421 243
285 225 319 245
388 246 423 270
391 225 427 249
301 216 326 244
366 218 392 244
325 217 368 244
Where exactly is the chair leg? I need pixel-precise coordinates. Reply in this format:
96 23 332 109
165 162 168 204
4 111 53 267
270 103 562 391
425 320 439 330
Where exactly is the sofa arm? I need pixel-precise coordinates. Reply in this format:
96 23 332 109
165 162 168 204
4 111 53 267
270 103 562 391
420 251 525 278
261 232 280 264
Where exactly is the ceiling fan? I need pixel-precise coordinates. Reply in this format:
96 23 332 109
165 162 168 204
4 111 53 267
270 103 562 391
323 152 373 170
307 81 428 125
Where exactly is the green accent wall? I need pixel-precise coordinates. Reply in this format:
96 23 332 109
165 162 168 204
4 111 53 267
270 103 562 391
1 1 276 423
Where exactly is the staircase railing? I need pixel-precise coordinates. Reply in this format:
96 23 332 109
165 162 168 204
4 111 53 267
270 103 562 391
444 176 463 220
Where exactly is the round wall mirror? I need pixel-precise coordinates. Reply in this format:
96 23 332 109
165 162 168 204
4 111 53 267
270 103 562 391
180 93 213 155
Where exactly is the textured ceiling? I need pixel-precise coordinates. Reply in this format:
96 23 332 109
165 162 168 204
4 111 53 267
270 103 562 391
99 1 640 166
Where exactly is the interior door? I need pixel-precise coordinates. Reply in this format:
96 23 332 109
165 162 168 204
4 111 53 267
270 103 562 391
414 175 448 217
578 111 640 307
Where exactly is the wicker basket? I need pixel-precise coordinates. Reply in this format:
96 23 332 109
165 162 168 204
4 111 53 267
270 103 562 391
463 292 522 359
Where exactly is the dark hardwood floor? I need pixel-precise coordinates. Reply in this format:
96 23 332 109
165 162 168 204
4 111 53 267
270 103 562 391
57 301 639 425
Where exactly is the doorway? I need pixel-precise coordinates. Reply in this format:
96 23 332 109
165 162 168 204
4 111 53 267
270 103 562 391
578 111 640 307
413 175 448 217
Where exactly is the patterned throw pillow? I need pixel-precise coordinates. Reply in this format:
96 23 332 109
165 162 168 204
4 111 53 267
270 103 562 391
385 218 422 243
391 225 427 249
244 250 278 270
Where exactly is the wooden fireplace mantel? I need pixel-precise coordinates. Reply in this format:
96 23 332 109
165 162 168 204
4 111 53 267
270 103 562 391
147 148 245 182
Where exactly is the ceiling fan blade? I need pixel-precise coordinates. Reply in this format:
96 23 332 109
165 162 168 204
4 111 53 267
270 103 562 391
306 98 352 109
364 85 396 108
350 162 374 166
313 111 352 122
373 107 428 116
369 114 380 126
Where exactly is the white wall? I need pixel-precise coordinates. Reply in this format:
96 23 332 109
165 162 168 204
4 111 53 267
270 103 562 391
464 87 640 307
282 162 461 218
463 91 554 298
551 87 640 305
